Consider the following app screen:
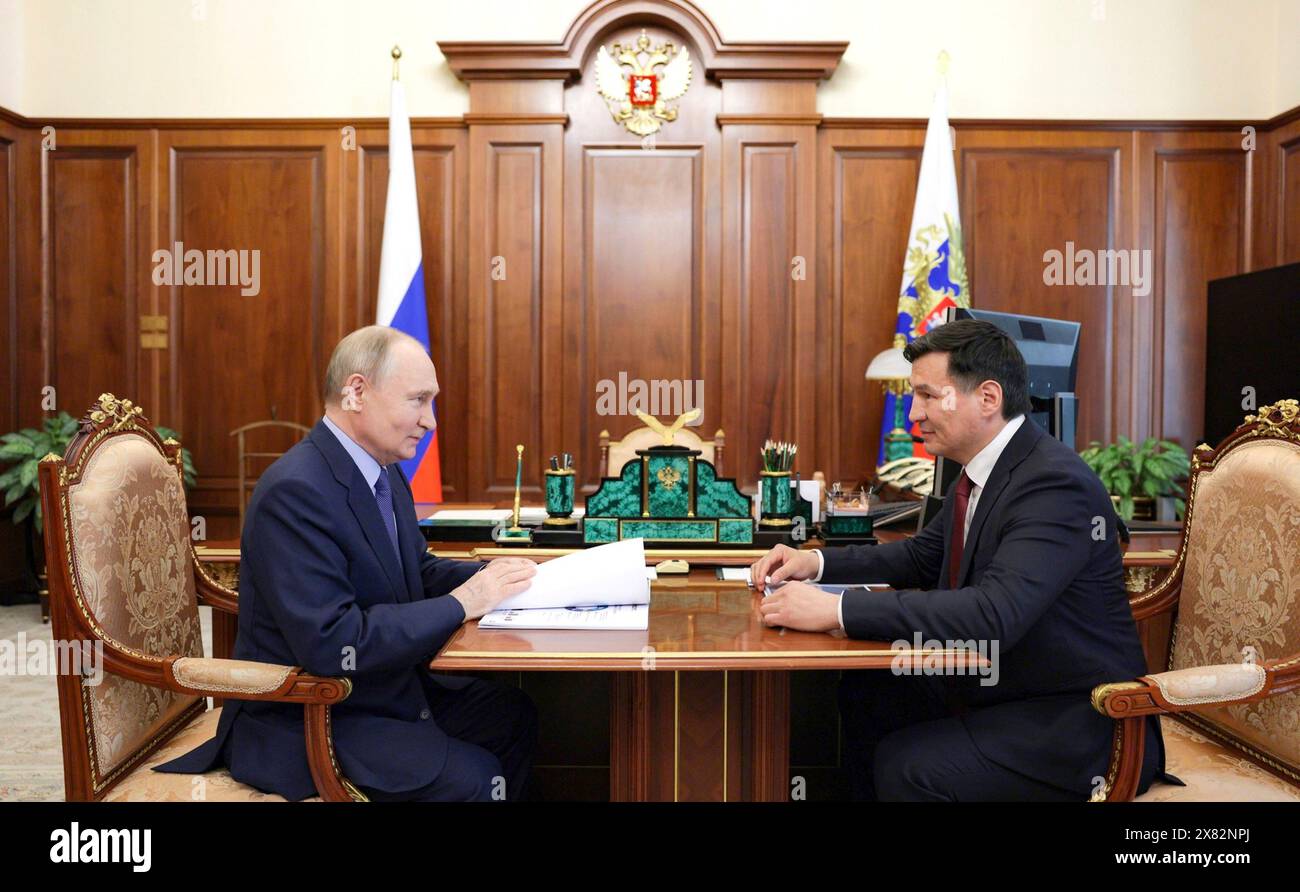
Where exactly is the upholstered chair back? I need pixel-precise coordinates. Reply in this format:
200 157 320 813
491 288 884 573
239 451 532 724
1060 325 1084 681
43 395 205 797
1167 400 1300 781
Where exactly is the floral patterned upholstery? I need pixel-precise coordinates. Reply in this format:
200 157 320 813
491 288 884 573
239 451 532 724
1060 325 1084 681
1137 717 1300 802
101 708 321 802
66 432 205 781
1167 437 1300 785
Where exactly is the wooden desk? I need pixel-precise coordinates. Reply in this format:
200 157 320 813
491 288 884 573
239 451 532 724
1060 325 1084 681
429 569 986 802
197 505 1176 801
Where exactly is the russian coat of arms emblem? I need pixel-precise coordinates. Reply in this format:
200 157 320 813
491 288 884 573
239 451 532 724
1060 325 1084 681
595 29 692 137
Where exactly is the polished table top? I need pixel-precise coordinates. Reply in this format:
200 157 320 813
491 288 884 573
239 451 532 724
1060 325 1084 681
428 569 991 672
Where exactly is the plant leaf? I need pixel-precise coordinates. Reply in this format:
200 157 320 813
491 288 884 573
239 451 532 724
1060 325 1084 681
12 496 34 524
4 481 26 507
1115 470 1135 493
0 441 33 462
30 432 54 457
1118 495 1135 521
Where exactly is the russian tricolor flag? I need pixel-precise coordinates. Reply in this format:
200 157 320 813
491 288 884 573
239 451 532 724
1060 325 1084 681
377 74 443 502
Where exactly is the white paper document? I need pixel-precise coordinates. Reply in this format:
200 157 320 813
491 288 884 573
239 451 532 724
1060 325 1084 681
718 567 752 584
478 604 649 630
493 537 650 611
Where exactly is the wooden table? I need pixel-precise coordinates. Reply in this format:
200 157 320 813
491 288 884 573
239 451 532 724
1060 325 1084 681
197 503 1177 801
429 568 986 802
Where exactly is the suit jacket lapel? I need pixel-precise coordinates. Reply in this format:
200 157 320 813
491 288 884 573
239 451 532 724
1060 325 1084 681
309 423 406 601
955 419 1044 588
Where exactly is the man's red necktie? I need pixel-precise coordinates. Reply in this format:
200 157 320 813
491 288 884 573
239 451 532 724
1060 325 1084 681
948 471 973 588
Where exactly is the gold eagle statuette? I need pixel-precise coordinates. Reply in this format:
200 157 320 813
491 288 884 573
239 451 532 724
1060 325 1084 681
636 408 701 446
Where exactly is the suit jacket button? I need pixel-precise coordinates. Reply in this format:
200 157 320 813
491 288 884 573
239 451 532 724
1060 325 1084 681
419 709 431 720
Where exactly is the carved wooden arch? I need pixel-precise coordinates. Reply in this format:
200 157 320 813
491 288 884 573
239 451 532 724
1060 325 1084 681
438 0 847 83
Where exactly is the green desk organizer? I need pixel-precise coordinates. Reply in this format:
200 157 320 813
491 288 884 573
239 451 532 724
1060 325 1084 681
583 445 753 545
544 468 577 526
758 470 794 527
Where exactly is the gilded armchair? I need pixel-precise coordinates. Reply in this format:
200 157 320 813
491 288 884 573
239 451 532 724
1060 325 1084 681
1092 399 1300 801
38 394 364 801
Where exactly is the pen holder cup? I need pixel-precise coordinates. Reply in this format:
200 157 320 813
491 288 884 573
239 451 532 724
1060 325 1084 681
758 470 794 527
544 468 577 526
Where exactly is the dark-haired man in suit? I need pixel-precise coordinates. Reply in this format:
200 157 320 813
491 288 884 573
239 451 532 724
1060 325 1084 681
157 325 538 801
751 319 1167 801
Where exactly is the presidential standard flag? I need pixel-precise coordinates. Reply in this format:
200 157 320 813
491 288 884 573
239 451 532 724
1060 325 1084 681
377 72 443 501
876 80 971 467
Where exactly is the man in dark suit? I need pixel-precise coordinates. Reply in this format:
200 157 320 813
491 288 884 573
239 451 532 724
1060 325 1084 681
157 326 539 801
750 319 1166 801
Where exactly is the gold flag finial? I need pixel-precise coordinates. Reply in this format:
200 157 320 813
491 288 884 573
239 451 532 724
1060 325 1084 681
391 45 402 81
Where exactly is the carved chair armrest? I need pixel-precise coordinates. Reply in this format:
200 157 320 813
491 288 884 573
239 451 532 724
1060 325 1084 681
1088 654 1300 801
162 656 350 703
160 656 363 802
1093 657 1300 718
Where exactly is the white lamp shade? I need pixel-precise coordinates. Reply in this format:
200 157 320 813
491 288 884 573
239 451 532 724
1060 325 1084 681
865 346 911 380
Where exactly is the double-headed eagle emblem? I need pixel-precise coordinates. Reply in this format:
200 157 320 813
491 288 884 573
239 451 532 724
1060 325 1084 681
595 29 692 137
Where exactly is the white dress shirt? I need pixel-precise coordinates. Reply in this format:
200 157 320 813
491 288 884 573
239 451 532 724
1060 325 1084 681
814 414 1027 631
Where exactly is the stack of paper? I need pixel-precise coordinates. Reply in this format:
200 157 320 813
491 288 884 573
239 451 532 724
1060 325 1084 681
479 538 651 630
478 604 648 630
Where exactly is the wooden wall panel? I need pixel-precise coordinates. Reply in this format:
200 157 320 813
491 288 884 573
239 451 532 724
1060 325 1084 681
961 140 1123 451
817 128 922 482
46 151 138 415
468 125 563 498
0 120 23 597
0 126 14 433
1140 134 1249 450
1252 114 1300 271
1281 130 1300 264
160 131 340 537
356 129 469 498
578 147 704 486
40 131 156 426
722 126 817 491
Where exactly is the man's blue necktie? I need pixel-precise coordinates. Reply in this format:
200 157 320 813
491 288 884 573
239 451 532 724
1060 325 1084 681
372 468 402 567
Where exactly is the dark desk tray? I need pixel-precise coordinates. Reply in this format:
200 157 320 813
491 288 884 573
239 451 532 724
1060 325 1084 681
816 530 879 547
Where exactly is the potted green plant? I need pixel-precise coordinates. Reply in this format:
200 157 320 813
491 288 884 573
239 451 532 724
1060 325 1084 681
0 412 195 618
1079 436 1190 522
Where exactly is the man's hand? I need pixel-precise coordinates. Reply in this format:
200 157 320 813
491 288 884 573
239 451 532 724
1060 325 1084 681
758 581 841 633
451 558 537 621
749 544 819 589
